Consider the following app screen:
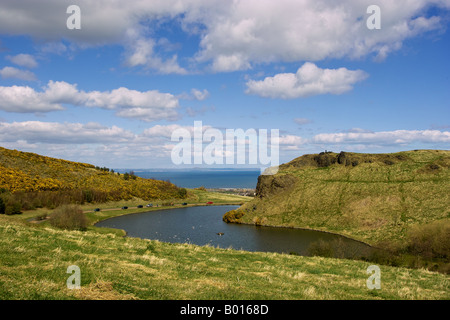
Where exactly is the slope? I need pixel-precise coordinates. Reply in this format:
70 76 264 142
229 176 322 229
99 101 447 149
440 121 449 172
0 146 186 204
224 150 450 245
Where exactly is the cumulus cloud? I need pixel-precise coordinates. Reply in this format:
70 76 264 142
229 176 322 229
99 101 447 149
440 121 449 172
6 53 38 68
3 120 447 168
245 62 368 99
178 88 210 101
0 1 448 72
193 0 450 71
0 80 180 121
0 84 64 113
123 27 187 74
142 123 213 139
0 121 135 144
313 129 450 145
0 66 37 81
278 134 307 151
191 89 210 101
0 121 216 166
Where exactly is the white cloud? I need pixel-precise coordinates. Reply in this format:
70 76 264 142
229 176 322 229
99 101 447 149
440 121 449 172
123 27 187 74
194 0 450 71
0 80 181 121
39 42 68 55
278 134 307 151
245 62 368 99
313 129 450 145
191 89 209 101
115 106 179 122
0 121 135 144
2 120 448 169
178 88 210 101
210 54 251 73
0 121 215 167
82 87 179 109
44 80 81 103
0 66 37 81
278 134 306 145
0 84 64 113
82 86 181 121
142 123 213 139
6 53 38 68
0 1 448 72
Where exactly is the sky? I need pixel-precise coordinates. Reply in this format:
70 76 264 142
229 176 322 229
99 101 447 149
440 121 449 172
0 0 449 170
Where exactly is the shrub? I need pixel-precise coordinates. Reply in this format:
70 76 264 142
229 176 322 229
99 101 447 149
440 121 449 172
5 202 22 215
178 188 187 198
49 204 88 231
406 220 450 260
364 241 402 267
223 209 245 223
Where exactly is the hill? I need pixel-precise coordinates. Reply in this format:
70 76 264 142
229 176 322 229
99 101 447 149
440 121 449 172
224 150 450 246
0 146 186 210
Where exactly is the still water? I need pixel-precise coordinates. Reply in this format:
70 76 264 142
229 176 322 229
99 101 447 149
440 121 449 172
95 205 372 257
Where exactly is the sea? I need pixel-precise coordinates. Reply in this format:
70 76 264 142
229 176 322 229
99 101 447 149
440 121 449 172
115 169 261 189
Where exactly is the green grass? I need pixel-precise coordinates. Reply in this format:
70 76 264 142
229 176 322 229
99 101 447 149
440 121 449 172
1 149 449 300
0 215 448 300
187 189 250 204
234 150 450 245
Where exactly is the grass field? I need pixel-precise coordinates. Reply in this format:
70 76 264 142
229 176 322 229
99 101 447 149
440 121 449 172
0 214 448 300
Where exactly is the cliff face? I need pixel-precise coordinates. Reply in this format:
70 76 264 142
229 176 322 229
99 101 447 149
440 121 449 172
224 150 450 244
255 174 298 199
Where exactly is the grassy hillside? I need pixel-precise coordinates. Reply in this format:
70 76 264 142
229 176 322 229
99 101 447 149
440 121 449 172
0 148 448 300
0 146 187 208
0 215 448 300
224 150 450 246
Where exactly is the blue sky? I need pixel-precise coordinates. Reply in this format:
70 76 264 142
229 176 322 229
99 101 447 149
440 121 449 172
0 0 449 169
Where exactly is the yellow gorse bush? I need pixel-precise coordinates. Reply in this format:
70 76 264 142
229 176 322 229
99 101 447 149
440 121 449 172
0 147 185 202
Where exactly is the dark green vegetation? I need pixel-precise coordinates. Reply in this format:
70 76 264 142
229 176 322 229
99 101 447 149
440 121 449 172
223 150 450 273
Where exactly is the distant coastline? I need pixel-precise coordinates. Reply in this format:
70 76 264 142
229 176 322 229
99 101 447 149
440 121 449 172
115 168 261 189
